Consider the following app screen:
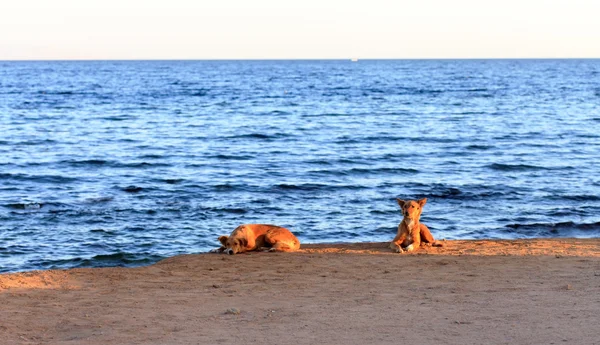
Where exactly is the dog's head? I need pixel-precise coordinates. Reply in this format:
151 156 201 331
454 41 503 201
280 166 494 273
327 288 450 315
396 198 427 221
218 235 246 255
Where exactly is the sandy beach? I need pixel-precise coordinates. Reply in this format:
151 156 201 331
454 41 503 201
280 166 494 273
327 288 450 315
1 238 599 345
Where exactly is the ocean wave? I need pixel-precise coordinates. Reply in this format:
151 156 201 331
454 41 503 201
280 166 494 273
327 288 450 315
505 221 600 236
574 134 600 139
0 245 30 255
392 87 444 95
269 110 292 115
139 154 164 159
548 194 600 202
212 183 251 191
89 228 116 234
274 183 367 191
364 88 386 94
85 252 163 267
119 162 172 168
121 185 144 193
35 90 94 96
207 154 254 161
486 163 568 172
84 196 115 204
208 207 247 214
61 159 110 166
369 210 396 215
466 144 494 150
0 173 78 184
428 187 463 199
36 252 166 270
3 202 77 215
305 159 334 166
226 133 289 140
407 183 525 200
102 115 138 121
308 167 419 177
161 178 184 185
13 139 57 146
350 167 420 175
61 159 172 168
184 89 209 97
302 113 350 117
4 202 44 210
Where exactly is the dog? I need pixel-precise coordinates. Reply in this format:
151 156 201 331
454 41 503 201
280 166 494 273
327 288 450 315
390 198 441 253
211 224 300 255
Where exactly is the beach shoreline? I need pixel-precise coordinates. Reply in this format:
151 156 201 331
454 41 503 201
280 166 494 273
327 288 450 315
2 238 599 344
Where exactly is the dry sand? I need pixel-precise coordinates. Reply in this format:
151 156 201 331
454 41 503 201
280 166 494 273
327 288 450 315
1 238 600 345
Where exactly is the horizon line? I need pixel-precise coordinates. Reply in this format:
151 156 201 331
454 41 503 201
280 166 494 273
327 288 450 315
2 57 600 62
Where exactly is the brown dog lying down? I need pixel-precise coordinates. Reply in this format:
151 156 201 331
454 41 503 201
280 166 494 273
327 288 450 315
211 224 301 255
390 198 442 253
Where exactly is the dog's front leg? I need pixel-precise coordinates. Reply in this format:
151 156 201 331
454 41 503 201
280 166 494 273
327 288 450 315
209 246 226 253
390 241 405 253
404 228 422 252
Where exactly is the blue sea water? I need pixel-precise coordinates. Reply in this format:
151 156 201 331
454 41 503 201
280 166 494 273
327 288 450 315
1 59 599 273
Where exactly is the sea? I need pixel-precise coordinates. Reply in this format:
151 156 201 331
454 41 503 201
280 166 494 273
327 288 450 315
1 59 599 273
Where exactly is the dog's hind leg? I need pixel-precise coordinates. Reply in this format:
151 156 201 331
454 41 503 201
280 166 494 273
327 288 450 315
265 229 300 252
419 224 435 243
420 224 443 247
268 242 294 252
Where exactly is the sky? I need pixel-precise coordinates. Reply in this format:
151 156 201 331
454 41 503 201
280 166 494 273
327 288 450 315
1 0 599 60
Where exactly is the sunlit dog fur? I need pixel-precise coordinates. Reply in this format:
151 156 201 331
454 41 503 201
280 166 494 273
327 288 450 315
211 224 300 255
390 198 441 253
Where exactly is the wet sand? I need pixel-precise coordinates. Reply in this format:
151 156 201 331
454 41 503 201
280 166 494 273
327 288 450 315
1 238 600 345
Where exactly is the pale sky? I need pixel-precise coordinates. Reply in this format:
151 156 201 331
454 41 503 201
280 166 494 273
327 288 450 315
1 0 599 59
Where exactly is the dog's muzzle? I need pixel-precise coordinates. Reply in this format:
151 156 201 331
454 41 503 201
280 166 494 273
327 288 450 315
226 249 234 255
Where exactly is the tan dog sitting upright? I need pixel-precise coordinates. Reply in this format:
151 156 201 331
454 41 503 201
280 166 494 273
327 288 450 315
211 224 300 255
390 198 440 253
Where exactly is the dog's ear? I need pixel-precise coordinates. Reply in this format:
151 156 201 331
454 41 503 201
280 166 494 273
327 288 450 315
218 236 228 246
396 198 406 208
418 198 427 207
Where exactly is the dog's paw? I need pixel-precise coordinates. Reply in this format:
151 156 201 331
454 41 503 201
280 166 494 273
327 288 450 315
394 247 405 253
405 244 414 252
209 248 222 254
